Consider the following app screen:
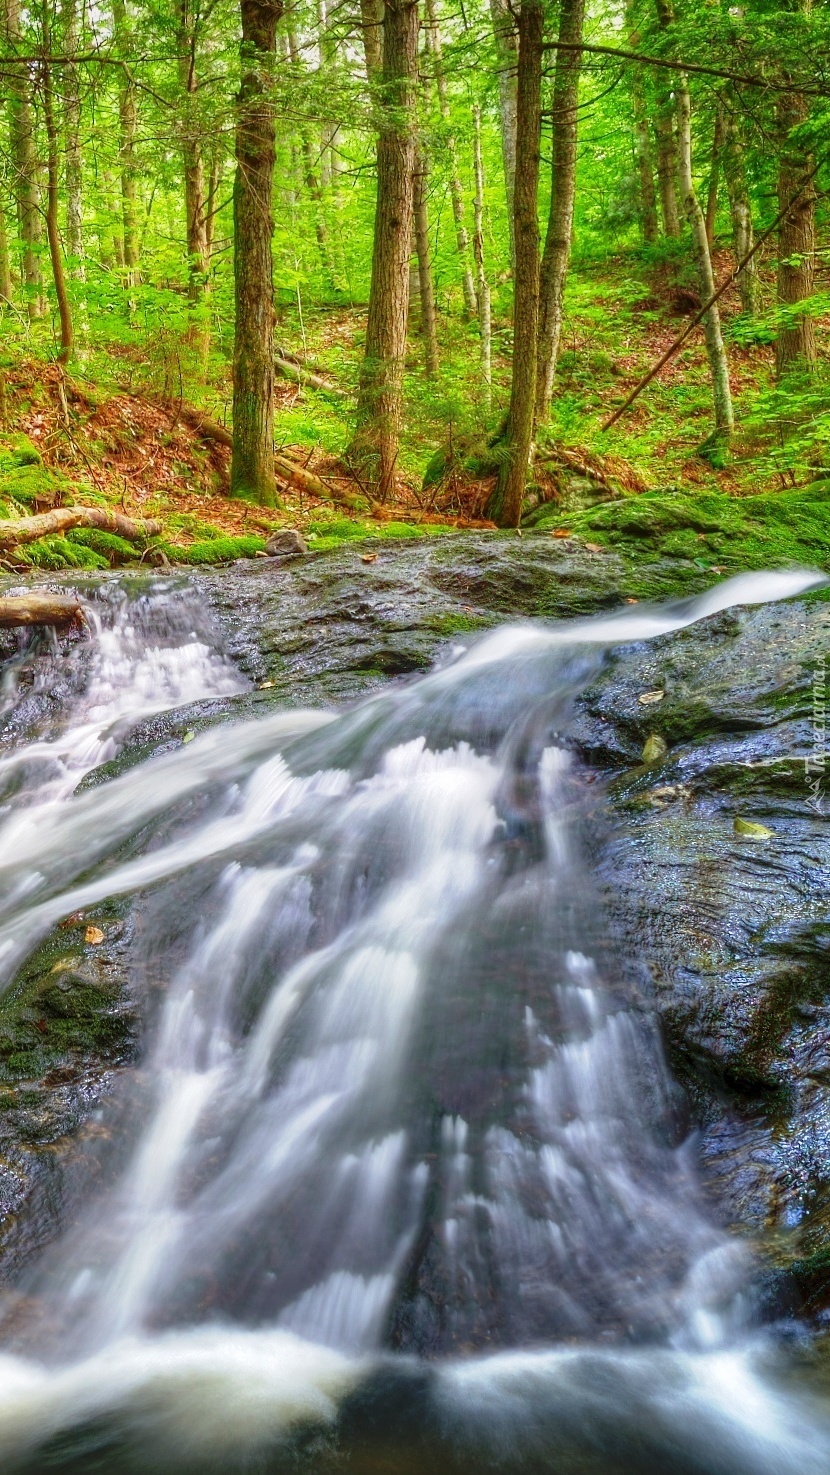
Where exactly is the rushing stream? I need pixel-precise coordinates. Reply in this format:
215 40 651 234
0 568 827 1473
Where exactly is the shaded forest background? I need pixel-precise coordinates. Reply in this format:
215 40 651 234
0 0 828 568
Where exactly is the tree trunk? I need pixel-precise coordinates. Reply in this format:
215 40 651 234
627 6 658 247
177 0 210 319
704 105 724 250
230 0 284 504
287 30 342 292
776 82 816 375
112 0 140 287
423 0 477 318
654 102 681 238
472 104 492 405
535 0 584 422
0 198 13 304
413 143 439 376
487 0 543 527
40 7 73 363
359 0 384 80
675 72 733 438
351 0 419 499
721 100 756 316
0 507 160 551
0 593 84 626
204 146 224 260
488 0 519 269
3 0 45 317
62 0 84 279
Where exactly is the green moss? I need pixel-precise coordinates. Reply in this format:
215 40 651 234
67 528 140 563
426 611 491 636
176 534 266 563
524 483 830 581
16 536 108 570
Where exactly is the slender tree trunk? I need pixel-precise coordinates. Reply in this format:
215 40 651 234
3 0 45 317
675 72 733 438
704 105 724 249
204 147 224 259
413 143 438 376
472 103 492 405
654 102 681 238
776 82 816 375
487 0 543 527
488 0 519 268
287 29 343 292
424 0 477 318
230 0 284 504
721 100 756 316
351 0 419 499
627 4 658 247
62 0 84 279
177 1 210 314
40 9 73 362
112 0 140 287
535 0 584 422
0 197 13 304
359 0 384 81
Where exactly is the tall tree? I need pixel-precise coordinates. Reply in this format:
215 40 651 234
177 0 210 318
112 0 140 286
488 0 518 267
721 98 756 317
40 0 73 361
487 0 543 527
350 0 419 498
423 0 476 318
230 0 284 503
62 0 84 279
775 7 816 376
535 0 585 422
3 0 45 317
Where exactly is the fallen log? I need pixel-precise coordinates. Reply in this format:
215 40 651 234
0 593 84 627
0 507 161 552
273 454 369 512
274 356 347 399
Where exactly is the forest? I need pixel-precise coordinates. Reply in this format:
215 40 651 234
0 0 828 569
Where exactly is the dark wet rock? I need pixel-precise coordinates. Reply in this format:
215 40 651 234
580 598 830 1309
0 900 139 1276
265 528 308 558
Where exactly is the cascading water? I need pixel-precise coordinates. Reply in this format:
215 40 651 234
0 569 827 1474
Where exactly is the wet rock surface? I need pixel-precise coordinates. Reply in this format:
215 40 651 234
0 538 828 1316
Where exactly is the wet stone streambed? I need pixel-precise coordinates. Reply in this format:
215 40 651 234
0 535 826 1473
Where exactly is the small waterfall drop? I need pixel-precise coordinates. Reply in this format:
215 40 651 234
0 568 826 1474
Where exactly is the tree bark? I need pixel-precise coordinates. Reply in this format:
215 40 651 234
675 71 733 438
776 77 815 375
535 0 584 422
0 197 13 304
0 593 84 626
3 0 45 317
177 0 210 318
627 4 658 247
61 0 84 279
286 30 343 292
40 5 73 363
704 105 724 249
351 0 419 499
0 507 160 551
423 0 477 318
489 0 519 269
413 143 439 376
721 100 756 316
472 104 492 405
112 0 140 287
653 98 681 238
359 0 384 80
487 0 543 527
231 0 284 504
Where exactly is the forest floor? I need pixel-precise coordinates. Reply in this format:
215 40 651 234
0 244 828 573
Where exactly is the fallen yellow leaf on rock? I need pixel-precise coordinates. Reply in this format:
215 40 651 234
584 542 603 553
84 926 104 945
642 732 668 763
258 680 275 689
638 690 665 705
361 553 378 564
552 528 571 538
734 817 775 839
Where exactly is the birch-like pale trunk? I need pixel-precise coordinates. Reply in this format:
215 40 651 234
424 0 477 318
3 0 45 317
488 0 518 268
472 104 492 405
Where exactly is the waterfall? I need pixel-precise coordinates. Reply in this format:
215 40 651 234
0 569 826 1474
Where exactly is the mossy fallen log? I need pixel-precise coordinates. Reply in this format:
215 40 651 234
0 507 161 552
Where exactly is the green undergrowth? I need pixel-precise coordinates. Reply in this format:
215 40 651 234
525 483 830 590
